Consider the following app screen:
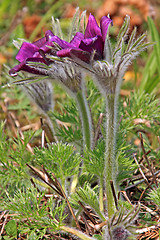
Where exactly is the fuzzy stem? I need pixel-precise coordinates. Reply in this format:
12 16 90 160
75 88 93 150
99 176 104 212
105 94 117 218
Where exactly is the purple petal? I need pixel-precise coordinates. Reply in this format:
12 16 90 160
57 48 76 57
33 37 46 48
9 62 40 76
49 35 74 49
16 42 39 62
45 30 54 41
9 63 23 76
9 58 47 76
70 32 84 47
100 16 112 42
57 48 90 63
79 35 103 59
69 49 91 63
39 41 54 54
84 14 102 39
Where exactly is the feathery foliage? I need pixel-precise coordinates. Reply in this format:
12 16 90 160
76 184 106 221
83 140 105 178
2 187 66 238
34 142 81 180
147 186 160 207
0 123 34 197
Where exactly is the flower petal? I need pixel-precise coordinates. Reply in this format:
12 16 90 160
57 48 76 57
16 42 39 62
50 36 74 49
57 48 90 63
79 35 103 59
33 37 47 48
70 32 84 47
100 16 112 42
45 30 54 41
9 64 22 76
84 14 102 39
9 58 47 76
9 62 41 76
69 49 91 63
39 41 54 54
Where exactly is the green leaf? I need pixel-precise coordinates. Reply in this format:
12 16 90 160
76 184 106 221
78 10 86 34
129 33 146 52
144 75 160 93
3 237 10 240
5 220 17 237
126 27 137 52
34 142 81 180
53 102 79 124
28 232 39 240
116 15 130 48
92 235 103 240
83 140 105 178
148 17 160 76
147 186 160 207
139 17 160 94
139 50 157 93
54 18 63 39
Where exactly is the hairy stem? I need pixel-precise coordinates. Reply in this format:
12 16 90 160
75 88 93 150
104 94 117 218
99 176 104 212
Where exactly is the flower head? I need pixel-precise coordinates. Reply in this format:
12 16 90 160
9 30 79 77
57 14 112 62
9 31 54 76
65 15 150 96
10 35 85 93
9 13 150 96
9 14 112 78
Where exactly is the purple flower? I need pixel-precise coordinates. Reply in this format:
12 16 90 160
9 30 53 76
9 14 112 76
9 30 74 76
57 14 112 63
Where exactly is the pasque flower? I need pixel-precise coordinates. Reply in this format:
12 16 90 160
9 30 54 76
9 30 81 77
9 29 83 92
57 14 112 62
55 14 151 222
8 9 151 240
9 12 101 150
9 14 112 77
